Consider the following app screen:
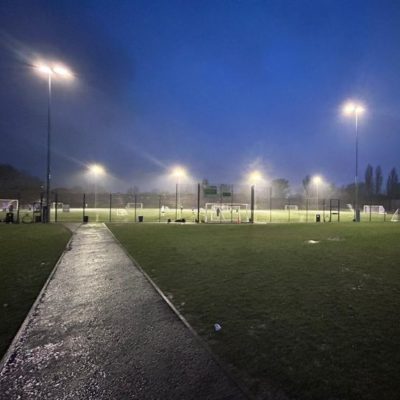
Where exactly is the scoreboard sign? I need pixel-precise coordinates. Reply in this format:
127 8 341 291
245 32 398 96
203 186 218 196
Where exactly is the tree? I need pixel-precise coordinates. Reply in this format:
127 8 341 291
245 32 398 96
375 165 383 195
386 168 399 198
302 175 311 196
0 164 42 190
127 186 140 196
272 178 290 198
364 164 374 198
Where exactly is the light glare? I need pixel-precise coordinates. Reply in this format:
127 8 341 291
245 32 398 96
172 166 186 179
36 64 53 75
34 62 73 80
53 65 73 78
312 175 322 184
343 101 365 116
249 170 263 185
89 164 106 175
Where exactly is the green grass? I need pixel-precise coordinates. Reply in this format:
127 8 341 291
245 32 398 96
109 223 400 400
0 224 71 358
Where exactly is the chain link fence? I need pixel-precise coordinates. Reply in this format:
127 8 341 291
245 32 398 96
1 184 399 224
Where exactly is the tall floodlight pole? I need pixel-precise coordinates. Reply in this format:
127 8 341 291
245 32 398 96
35 63 73 223
88 164 106 222
46 73 52 223
343 102 365 222
312 175 322 211
172 166 187 220
248 170 263 223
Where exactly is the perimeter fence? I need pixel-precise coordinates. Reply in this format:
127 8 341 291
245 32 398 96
1 184 399 224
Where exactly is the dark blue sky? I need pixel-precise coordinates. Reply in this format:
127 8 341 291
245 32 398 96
0 0 399 191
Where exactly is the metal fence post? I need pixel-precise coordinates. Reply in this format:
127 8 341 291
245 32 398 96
197 183 200 223
306 197 309 223
40 191 44 223
134 194 137 223
250 185 255 223
269 187 272 223
83 193 86 222
17 192 21 224
109 193 112 222
159 195 161 223
55 191 58 223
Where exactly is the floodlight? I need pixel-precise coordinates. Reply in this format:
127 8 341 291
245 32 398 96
53 64 73 79
35 62 74 80
343 101 365 116
172 166 186 179
89 164 106 175
248 170 263 185
36 64 53 75
355 105 365 114
312 175 322 185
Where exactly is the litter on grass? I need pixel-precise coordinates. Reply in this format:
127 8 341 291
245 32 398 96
214 323 222 332
306 240 320 244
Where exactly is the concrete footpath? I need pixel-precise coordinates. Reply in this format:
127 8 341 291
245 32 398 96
0 223 247 399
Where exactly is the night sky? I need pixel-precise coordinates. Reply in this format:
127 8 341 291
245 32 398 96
1 0 399 192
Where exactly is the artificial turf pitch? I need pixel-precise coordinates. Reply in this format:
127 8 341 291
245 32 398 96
0 224 71 358
109 222 400 400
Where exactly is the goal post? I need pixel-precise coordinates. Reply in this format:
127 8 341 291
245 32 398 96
363 205 385 214
126 202 143 209
0 199 19 212
204 203 249 223
391 209 399 222
0 199 19 223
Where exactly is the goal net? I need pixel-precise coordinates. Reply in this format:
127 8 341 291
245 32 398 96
126 202 143 209
391 209 399 222
284 204 299 210
363 205 385 214
0 199 19 212
205 203 249 223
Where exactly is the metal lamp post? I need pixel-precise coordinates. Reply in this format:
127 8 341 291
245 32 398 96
343 102 365 222
35 63 73 222
312 175 322 211
172 166 186 220
88 164 106 222
248 170 263 223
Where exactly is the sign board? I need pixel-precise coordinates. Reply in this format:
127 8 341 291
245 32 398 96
220 184 232 197
204 186 218 196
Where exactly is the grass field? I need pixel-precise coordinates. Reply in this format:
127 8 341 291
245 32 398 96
0 224 71 358
109 223 400 400
7 207 394 224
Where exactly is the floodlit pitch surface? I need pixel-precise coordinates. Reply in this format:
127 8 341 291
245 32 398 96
0 224 71 358
109 223 400 400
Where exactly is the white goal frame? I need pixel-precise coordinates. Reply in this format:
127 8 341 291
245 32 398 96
391 209 399 222
0 199 19 212
205 203 249 223
284 204 299 211
363 205 385 214
126 202 143 209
